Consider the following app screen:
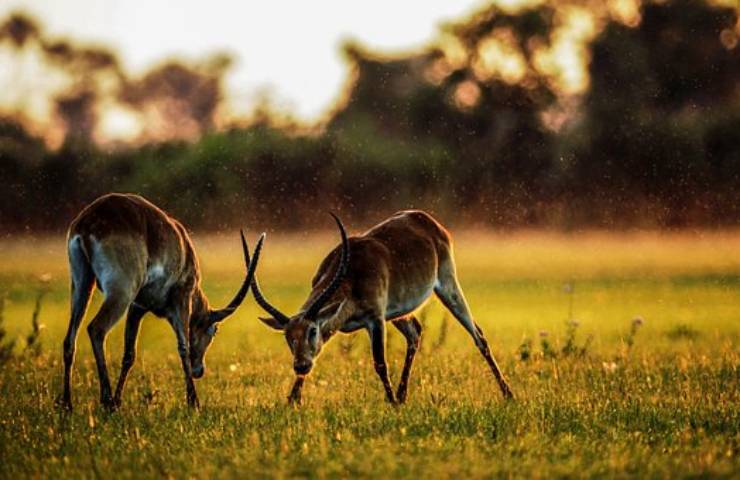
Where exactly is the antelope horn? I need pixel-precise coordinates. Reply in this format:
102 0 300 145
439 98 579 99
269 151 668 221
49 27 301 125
247 237 292 326
210 230 265 322
304 213 350 320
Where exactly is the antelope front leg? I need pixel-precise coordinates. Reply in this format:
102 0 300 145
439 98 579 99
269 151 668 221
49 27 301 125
287 376 305 405
168 306 199 409
367 318 397 404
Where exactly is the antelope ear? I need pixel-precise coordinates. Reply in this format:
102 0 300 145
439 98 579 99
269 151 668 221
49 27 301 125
259 316 287 331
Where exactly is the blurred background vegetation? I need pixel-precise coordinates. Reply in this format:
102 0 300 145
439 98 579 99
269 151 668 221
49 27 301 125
0 0 738 232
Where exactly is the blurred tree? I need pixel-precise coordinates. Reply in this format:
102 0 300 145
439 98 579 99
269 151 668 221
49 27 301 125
55 89 97 146
0 13 232 145
564 0 740 227
329 2 560 224
0 117 46 228
0 13 39 47
0 14 124 145
0 2 738 232
119 55 232 141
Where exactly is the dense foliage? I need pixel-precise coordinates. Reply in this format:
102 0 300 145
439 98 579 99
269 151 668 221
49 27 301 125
1 0 738 231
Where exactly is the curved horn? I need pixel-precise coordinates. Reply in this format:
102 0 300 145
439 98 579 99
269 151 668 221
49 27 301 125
304 213 350 320
210 230 265 323
248 242 292 327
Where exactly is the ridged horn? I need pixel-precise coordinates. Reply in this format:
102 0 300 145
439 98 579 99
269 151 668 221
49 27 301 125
247 240 292 327
304 213 350 320
210 230 265 323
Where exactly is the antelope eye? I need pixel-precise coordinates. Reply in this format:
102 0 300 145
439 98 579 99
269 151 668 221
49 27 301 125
207 324 218 336
308 326 319 341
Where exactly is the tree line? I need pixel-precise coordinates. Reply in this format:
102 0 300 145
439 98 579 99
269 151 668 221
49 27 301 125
1 0 738 232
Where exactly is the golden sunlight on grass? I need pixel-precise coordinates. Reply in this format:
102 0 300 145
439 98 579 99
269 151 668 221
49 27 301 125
3 229 737 281
0 230 738 477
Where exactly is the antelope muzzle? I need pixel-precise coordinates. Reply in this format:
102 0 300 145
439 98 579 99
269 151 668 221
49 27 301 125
293 360 313 375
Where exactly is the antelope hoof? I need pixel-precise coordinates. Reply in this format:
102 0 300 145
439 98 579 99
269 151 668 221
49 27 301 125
55 394 73 412
102 399 119 413
500 384 515 401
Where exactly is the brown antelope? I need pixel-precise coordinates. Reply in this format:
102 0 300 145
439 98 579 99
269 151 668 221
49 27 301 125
251 210 513 404
59 193 264 410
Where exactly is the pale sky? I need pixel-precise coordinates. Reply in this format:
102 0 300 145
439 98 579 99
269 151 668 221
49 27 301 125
0 0 495 122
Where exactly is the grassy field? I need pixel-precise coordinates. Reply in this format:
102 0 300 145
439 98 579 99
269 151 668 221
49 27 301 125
0 230 738 478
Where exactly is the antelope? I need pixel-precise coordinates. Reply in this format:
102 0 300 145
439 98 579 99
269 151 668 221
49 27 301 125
58 193 264 410
251 210 513 404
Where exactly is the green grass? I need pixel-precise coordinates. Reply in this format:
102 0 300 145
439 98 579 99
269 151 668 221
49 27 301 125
0 231 738 478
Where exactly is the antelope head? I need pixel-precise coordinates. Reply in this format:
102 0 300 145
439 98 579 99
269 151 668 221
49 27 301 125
254 214 350 376
189 230 265 378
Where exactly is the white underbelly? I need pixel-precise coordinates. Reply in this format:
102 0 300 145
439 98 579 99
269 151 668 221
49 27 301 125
385 284 435 320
